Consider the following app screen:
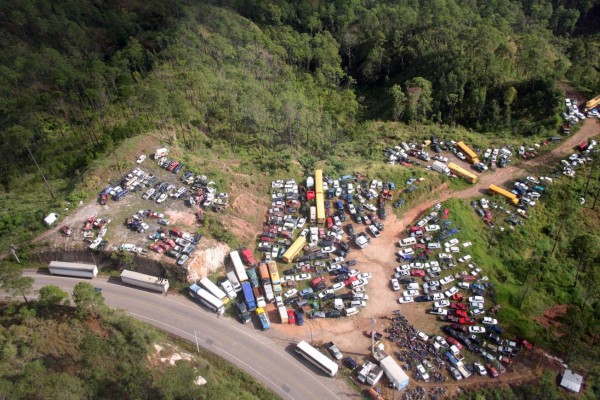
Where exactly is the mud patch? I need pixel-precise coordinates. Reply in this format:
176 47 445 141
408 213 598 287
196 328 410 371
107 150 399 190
535 304 568 328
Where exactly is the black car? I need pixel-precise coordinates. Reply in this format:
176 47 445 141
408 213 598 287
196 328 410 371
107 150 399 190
344 357 358 370
346 224 355 237
470 334 483 345
374 221 384 231
334 275 348 283
338 241 350 252
333 248 347 258
487 332 503 345
414 295 433 302
378 207 386 220
314 282 327 291
322 293 335 301
345 260 357 267
326 310 341 318
235 301 251 324
399 277 416 284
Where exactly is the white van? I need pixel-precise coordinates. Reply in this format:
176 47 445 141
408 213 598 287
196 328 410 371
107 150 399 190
399 237 417 247
345 307 359 316
351 300 367 308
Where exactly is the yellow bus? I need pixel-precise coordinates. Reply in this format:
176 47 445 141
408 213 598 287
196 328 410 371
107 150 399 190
457 141 480 164
316 192 326 224
315 169 323 194
448 162 478 184
281 236 307 263
489 184 519 205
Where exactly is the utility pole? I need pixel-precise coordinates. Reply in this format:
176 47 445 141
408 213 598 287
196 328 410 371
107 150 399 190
371 316 375 355
194 331 200 354
10 244 20 264
25 145 55 200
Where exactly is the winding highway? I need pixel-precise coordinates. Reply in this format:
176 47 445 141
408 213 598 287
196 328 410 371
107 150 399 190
20 272 356 400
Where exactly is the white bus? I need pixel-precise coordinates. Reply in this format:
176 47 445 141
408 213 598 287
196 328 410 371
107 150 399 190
230 251 248 282
200 277 229 304
189 284 224 314
295 341 338 377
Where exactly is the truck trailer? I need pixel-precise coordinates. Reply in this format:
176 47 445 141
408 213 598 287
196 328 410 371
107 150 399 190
278 306 288 324
241 282 257 311
489 184 519 205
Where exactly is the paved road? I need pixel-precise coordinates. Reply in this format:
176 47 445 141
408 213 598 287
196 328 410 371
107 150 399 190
21 272 354 400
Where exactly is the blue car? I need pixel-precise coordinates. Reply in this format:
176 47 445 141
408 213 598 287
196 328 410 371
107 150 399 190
295 310 305 326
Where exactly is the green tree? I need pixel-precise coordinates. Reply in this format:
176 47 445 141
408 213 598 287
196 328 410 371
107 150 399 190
37 285 70 309
0 265 33 303
569 234 599 287
390 84 407 121
72 282 104 316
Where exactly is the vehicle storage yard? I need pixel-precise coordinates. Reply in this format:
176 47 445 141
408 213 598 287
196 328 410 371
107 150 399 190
39 117 599 399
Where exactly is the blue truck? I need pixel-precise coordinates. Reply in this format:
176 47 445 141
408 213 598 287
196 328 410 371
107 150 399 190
241 282 257 311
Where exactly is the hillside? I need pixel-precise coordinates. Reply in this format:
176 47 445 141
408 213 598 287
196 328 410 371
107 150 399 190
0 283 277 399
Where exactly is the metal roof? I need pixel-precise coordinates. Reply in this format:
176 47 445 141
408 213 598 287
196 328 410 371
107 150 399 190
560 369 583 393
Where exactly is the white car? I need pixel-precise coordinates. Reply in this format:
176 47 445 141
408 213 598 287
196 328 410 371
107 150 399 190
395 264 410 272
482 317 498 325
391 279 401 291
430 307 448 316
352 279 368 289
433 155 448 163
136 155 147 164
457 282 470 290
474 362 487 376
398 296 414 304
294 273 312 281
318 289 334 299
462 241 472 248
359 272 372 280
444 287 459 297
368 225 381 237
427 242 441 249
440 276 455 285
469 326 486 334
425 224 440 232
417 364 430 381
432 293 445 301
331 256 345 264
296 217 306 229
469 296 485 303
331 282 345 291
281 275 295 282
434 300 450 308
458 255 472 263
416 331 429 341
444 239 459 247
328 264 342 272
348 269 360 277
470 301 484 309
406 283 420 290
322 246 335 253
403 290 420 297
469 308 485 316
449 246 460 253
299 228 309 237
284 289 298 298
347 204 357 215
398 248 415 257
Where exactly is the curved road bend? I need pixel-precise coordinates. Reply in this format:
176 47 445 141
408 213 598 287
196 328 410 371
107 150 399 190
21 273 354 400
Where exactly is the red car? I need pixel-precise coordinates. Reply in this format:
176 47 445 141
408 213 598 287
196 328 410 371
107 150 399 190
415 244 426 249
287 309 296 324
410 226 421 233
170 228 183 237
450 302 468 310
306 191 315 201
458 317 476 325
442 209 450 219
486 364 499 378
345 276 358 286
454 310 468 318
461 275 476 282
311 277 324 287
150 244 164 254
446 337 463 349
326 217 333 229
452 293 464 302
451 323 468 332
410 269 426 277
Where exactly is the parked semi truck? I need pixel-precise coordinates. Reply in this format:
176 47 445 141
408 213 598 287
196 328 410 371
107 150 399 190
241 281 257 311
256 307 271 330
489 184 519 205
457 141 480 164
448 162 478 183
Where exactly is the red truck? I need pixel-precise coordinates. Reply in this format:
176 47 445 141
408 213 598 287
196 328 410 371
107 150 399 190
240 248 257 267
577 140 589 151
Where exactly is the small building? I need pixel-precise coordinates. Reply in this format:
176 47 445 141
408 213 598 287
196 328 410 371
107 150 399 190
48 261 98 279
44 213 59 226
560 369 583 393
